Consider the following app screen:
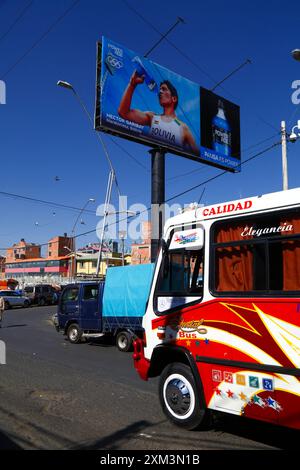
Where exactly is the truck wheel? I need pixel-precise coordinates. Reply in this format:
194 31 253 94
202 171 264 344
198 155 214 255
116 331 133 352
159 362 208 430
67 323 82 344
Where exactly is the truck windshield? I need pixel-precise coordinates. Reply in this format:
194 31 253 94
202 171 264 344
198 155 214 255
62 287 79 302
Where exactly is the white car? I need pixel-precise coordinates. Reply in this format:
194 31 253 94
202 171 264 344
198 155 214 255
0 290 31 309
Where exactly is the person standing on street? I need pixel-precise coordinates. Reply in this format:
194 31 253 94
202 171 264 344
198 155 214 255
0 295 5 328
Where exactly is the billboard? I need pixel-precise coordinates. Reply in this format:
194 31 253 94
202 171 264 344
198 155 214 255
95 37 241 172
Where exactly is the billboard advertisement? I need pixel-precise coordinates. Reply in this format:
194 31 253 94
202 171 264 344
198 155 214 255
95 37 241 172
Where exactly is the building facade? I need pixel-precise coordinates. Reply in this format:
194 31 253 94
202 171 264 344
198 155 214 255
131 221 151 265
6 239 41 263
0 256 5 280
47 234 74 258
76 252 123 279
5 256 70 284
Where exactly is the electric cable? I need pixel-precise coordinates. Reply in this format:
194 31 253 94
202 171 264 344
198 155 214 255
122 0 278 133
0 0 34 45
0 190 95 214
0 0 80 80
0 138 280 251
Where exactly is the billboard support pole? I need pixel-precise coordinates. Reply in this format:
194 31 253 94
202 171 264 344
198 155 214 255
149 148 165 262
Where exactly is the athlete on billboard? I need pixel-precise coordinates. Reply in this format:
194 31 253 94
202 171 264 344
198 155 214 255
118 70 198 153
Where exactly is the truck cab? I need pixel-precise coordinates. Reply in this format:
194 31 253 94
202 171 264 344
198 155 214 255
57 281 104 344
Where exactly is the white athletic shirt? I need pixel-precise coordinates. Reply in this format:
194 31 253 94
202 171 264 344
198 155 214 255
150 115 184 147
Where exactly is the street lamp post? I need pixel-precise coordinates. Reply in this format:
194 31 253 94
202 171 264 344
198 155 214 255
70 198 95 278
291 49 300 61
280 120 300 191
281 121 289 191
57 80 119 280
71 198 95 248
96 210 136 277
118 231 126 266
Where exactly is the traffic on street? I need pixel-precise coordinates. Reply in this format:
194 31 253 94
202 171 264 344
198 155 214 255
0 305 298 450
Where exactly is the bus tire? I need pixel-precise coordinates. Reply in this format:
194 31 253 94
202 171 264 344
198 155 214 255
67 323 82 344
159 362 207 430
116 331 133 352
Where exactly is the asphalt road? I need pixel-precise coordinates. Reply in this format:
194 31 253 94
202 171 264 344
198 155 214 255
0 306 298 451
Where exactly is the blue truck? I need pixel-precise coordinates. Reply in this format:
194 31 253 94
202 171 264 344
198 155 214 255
55 264 154 352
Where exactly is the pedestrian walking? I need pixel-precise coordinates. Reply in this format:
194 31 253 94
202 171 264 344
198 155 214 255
0 295 5 328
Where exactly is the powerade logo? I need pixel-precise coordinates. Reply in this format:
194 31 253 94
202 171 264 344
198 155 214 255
0 80 6 104
174 232 198 245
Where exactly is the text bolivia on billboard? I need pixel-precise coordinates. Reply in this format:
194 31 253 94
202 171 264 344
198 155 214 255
95 37 241 172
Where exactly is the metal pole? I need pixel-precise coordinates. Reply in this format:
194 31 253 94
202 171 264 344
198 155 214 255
96 169 115 277
281 120 289 191
149 148 165 262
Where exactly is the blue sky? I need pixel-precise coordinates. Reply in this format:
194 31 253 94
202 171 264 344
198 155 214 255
1 0 300 255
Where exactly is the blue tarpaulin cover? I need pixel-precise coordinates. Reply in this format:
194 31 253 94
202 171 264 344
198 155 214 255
102 264 155 318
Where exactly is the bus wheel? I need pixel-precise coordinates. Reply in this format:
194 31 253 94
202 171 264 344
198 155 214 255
159 362 207 430
67 323 82 344
116 331 133 352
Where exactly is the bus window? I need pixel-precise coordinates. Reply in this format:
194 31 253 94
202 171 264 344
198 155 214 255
157 249 204 296
212 209 300 295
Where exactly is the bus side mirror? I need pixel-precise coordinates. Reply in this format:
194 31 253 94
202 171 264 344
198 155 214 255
160 239 168 255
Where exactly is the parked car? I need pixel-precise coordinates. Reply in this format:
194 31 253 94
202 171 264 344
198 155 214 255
24 284 60 306
0 290 30 309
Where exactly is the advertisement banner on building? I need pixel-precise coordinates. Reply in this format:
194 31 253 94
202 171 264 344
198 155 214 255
95 37 241 172
200 87 241 170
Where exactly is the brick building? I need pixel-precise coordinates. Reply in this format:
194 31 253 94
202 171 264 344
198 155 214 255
131 221 151 265
47 234 74 258
6 239 41 263
0 256 5 279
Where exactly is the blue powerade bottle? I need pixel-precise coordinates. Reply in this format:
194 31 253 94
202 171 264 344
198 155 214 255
212 100 232 157
132 56 158 93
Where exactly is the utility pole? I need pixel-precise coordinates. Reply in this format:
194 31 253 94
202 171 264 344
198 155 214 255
149 148 165 262
281 121 289 191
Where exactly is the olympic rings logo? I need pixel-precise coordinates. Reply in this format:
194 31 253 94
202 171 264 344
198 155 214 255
106 55 123 69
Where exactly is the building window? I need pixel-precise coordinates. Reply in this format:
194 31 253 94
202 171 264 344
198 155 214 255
211 209 300 294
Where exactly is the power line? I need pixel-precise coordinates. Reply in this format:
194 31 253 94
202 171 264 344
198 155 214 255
165 140 281 203
0 190 95 214
108 136 149 172
0 136 281 251
2 136 279 252
0 141 281 251
122 0 278 133
167 131 280 182
0 0 80 80
0 0 34 45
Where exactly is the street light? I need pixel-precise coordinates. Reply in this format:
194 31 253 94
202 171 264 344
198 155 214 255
281 120 300 191
291 49 300 61
289 120 300 142
71 197 95 256
57 80 119 279
281 51 300 191
118 230 127 266
96 210 136 277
